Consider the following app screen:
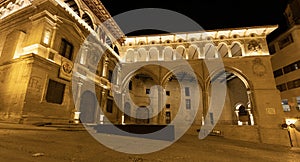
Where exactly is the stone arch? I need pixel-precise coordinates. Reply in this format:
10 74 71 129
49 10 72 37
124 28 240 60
149 47 159 61
175 45 186 60
205 67 255 126
161 67 204 90
161 68 203 125
230 41 244 57
64 0 80 16
82 12 94 30
217 42 230 58
163 46 173 61
188 45 199 59
80 90 97 123
121 69 160 92
204 43 217 59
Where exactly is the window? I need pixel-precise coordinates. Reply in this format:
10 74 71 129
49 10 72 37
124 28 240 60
108 70 113 82
297 97 300 110
276 83 287 92
283 62 299 74
287 81 295 89
106 99 113 113
166 104 170 108
186 99 191 109
48 52 55 60
283 65 292 74
46 79 65 104
209 112 214 125
278 34 293 50
282 99 290 112
286 79 300 90
166 111 171 124
43 30 51 45
59 39 73 60
146 89 150 94
273 69 283 78
185 87 190 96
166 91 170 96
166 111 171 117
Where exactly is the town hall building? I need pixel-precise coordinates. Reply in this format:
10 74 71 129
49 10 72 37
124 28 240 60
0 0 290 146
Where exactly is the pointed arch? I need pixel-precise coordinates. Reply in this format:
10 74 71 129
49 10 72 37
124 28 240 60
64 0 80 16
217 43 230 58
163 46 173 61
125 49 135 62
136 48 147 61
230 41 244 57
204 43 217 59
149 47 159 61
82 12 94 30
175 45 186 60
188 45 200 60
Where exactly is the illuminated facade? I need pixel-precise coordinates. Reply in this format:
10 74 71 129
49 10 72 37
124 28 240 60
0 0 124 123
0 0 290 146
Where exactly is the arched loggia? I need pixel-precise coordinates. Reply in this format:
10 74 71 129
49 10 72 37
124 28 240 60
206 68 255 126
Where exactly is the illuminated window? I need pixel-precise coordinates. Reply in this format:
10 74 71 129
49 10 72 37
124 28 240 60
282 99 290 112
186 99 191 109
46 79 65 104
59 39 73 60
297 97 300 110
43 30 51 45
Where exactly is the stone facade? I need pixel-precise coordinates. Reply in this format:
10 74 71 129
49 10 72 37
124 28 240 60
0 0 123 123
0 0 290 146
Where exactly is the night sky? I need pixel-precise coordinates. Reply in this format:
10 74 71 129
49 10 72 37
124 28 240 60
101 0 288 41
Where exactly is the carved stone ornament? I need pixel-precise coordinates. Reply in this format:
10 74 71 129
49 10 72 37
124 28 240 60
59 60 73 81
247 40 262 52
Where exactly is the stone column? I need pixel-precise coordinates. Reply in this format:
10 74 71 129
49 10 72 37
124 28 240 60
102 56 109 77
74 80 83 123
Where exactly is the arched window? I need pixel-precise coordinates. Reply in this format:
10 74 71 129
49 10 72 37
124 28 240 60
218 44 229 57
114 46 119 55
149 47 159 61
64 0 80 16
82 13 94 30
188 45 199 59
204 44 217 59
136 48 147 61
126 50 134 62
175 46 186 60
163 47 173 61
231 43 243 57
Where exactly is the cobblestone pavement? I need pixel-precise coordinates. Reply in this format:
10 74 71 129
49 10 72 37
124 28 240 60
0 122 300 162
